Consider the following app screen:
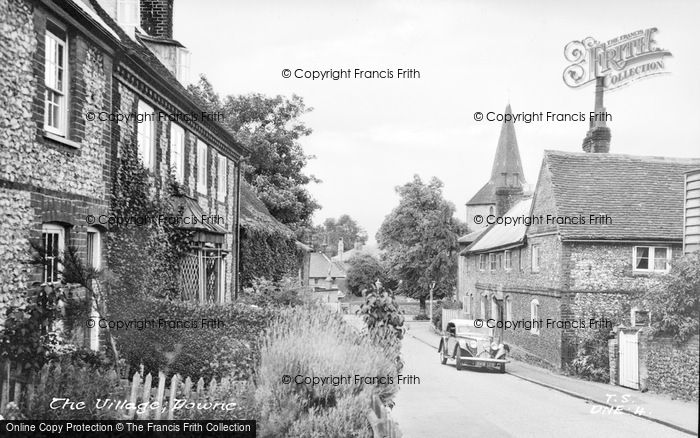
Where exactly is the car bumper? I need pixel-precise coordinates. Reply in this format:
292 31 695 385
461 357 509 365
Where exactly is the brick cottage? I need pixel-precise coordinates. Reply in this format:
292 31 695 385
457 80 700 370
0 0 248 348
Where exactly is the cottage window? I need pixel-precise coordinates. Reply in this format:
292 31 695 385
505 296 513 322
531 245 540 272
489 253 497 270
634 246 671 272
530 299 540 335
478 254 486 271
170 123 185 183
217 153 227 202
42 224 65 284
86 227 102 351
197 139 208 194
44 23 68 136
462 295 471 314
504 250 512 270
137 101 155 169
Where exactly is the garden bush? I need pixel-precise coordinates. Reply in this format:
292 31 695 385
565 314 614 383
109 297 274 381
255 304 398 437
238 277 305 308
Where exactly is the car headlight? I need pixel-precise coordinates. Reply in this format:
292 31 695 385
491 342 499 350
469 340 478 349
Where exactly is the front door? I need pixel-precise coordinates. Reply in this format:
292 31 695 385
619 330 640 389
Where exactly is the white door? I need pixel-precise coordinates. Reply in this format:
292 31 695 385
619 330 639 389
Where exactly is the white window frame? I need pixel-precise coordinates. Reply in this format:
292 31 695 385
505 295 512 322
217 153 227 202
633 246 671 273
489 253 497 271
44 25 68 136
462 294 471 314
137 100 155 169
531 299 540 335
197 139 208 194
86 226 102 351
531 245 540 273
41 223 65 284
170 123 185 183
478 254 486 271
504 250 512 270
480 294 488 319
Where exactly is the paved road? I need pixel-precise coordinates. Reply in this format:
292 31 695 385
391 331 690 438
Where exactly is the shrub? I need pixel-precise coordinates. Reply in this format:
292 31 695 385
565 315 614 383
109 297 274 381
357 284 405 340
238 277 305 308
432 312 441 330
641 251 700 343
255 304 397 437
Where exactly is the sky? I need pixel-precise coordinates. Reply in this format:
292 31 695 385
174 0 700 243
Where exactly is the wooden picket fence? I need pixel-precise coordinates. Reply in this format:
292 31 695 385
0 360 248 419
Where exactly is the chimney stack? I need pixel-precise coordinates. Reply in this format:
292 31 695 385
337 238 344 261
140 0 174 39
582 77 611 153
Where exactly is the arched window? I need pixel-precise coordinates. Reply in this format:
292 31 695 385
530 299 540 335
505 295 513 322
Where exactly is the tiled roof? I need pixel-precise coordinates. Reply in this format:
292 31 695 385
309 252 347 279
466 199 532 253
544 151 700 241
466 181 495 205
458 228 487 244
240 182 293 238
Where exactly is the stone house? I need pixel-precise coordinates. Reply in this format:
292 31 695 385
458 81 700 369
0 0 247 348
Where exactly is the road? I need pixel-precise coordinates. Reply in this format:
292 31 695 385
391 327 690 438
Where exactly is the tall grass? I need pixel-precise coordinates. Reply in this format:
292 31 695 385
255 303 399 437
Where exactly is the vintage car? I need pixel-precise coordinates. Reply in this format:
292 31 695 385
438 319 508 372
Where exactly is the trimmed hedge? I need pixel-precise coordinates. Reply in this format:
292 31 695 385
109 297 274 381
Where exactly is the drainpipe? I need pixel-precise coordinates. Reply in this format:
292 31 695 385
234 158 244 300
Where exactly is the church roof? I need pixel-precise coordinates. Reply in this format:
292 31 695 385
465 198 532 253
544 151 700 241
467 104 527 206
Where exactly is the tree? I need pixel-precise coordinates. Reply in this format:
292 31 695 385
377 175 464 314
188 76 320 231
311 214 367 255
346 253 386 296
641 251 700 343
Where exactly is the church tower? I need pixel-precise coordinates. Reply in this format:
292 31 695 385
465 104 528 232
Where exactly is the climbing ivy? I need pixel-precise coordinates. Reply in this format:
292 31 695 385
106 143 192 299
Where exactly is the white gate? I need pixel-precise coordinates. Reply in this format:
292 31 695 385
619 330 639 389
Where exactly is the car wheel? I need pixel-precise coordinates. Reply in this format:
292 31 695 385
455 347 463 370
498 363 506 374
440 349 447 365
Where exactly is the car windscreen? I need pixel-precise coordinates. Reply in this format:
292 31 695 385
456 325 490 337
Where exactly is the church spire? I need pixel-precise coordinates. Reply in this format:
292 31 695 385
490 104 526 188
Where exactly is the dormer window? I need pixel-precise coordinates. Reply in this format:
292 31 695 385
176 47 191 85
